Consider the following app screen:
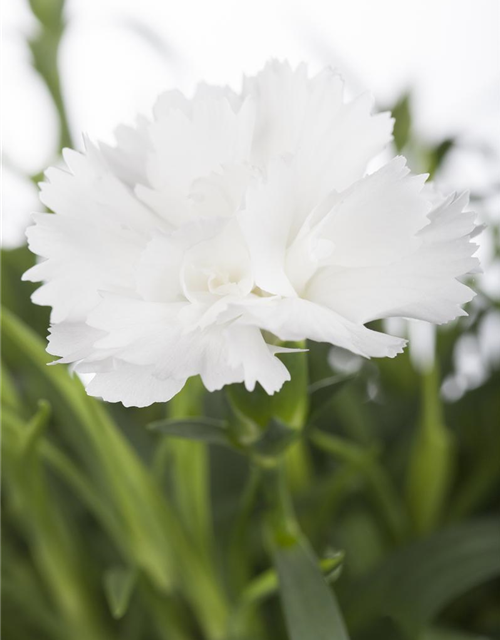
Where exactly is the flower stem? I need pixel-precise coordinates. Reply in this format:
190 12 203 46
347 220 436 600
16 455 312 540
406 365 455 534
228 465 262 593
309 429 407 542
261 460 300 546
259 455 350 640
168 377 214 562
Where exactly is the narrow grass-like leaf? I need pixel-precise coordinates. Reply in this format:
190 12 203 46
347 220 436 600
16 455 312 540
1 361 24 414
2 408 111 640
228 551 345 639
2 308 230 639
273 537 350 640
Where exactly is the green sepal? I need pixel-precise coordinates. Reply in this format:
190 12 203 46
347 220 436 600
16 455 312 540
250 418 300 462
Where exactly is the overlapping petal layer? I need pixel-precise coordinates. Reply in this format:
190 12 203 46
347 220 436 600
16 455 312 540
25 61 478 406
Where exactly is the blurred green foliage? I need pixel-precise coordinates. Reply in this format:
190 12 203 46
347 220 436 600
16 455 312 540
2 3 500 640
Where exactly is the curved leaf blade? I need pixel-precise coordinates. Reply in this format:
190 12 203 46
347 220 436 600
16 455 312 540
148 417 230 446
344 518 500 633
274 537 350 640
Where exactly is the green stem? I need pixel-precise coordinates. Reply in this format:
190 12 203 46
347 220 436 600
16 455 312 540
303 463 360 538
226 466 266 638
167 377 215 564
284 439 312 495
260 456 350 640
228 465 262 593
163 377 230 638
406 366 455 535
310 429 407 542
262 461 300 546
28 0 73 151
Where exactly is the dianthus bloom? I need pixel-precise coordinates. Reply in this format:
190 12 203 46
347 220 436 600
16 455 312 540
25 61 479 406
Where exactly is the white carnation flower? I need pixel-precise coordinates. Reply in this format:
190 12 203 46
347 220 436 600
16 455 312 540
24 61 479 407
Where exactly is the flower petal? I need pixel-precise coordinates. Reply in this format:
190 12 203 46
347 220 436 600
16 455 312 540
86 363 186 408
23 211 144 322
307 192 478 324
47 321 105 364
238 158 299 297
245 60 393 200
240 298 406 358
146 93 255 192
99 115 152 187
317 157 431 268
85 296 289 397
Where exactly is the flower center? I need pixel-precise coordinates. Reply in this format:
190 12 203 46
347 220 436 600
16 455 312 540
180 222 254 304
183 262 253 303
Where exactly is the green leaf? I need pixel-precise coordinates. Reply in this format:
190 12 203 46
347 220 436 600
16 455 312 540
273 536 350 640
21 400 51 457
226 548 346 638
343 518 500 635
426 138 455 179
391 94 412 152
1 308 230 638
1 247 49 335
27 0 72 150
308 375 354 425
1 550 62 640
241 551 345 608
103 567 136 619
354 617 411 640
148 417 230 446
2 409 111 640
1 362 24 415
1 306 174 591
28 0 65 27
